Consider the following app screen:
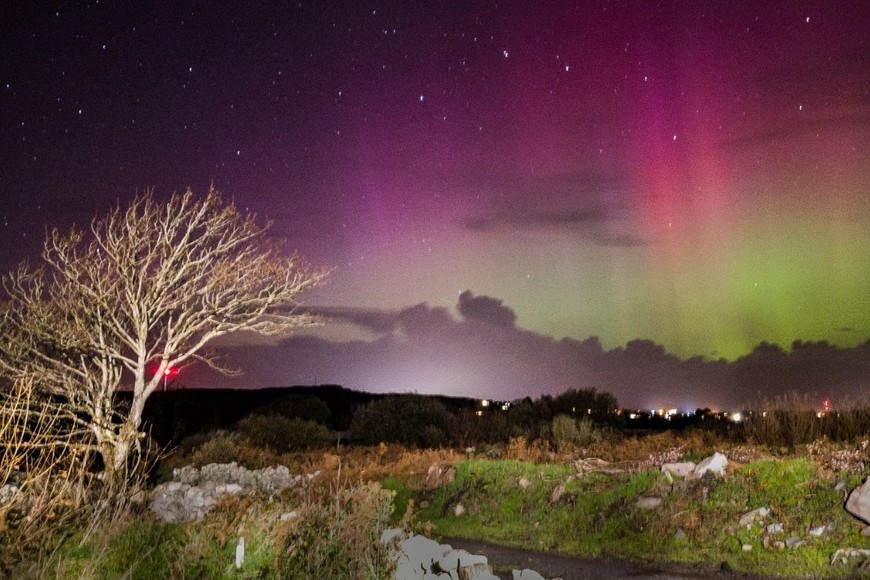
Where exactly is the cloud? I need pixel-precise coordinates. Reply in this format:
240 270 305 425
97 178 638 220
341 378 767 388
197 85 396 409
314 306 399 336
721 110 870 148
190 294 870 411
466 208 608 232
457 290 517 327
465 208 648 247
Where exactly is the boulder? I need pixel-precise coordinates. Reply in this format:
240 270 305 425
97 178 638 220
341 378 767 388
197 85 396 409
691 453 728 478
513 570 547 580
661 462 696 478
391 533 501 580
150 462 311 523
846 480 870 524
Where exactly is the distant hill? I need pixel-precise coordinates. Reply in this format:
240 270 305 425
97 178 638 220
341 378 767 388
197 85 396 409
135 385 479 445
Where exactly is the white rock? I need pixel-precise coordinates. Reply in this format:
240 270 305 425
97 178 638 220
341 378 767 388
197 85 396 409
453 503 466 517
513 570 547 580
742 544 752 552
381 528 405 544
518 477 531 490
436 549 487 571
738 507 770 527
225 483 243 495
692 453 728 477
766 523 783 534
399 534 447 571
808 525 827 537
846 479 870 524
661 462 696 478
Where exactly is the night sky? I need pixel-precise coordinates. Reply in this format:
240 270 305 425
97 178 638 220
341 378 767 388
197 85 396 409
2 2 870 408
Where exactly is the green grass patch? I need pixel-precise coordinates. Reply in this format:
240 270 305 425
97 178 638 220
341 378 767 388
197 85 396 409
416 458 870 578
381 475 413 524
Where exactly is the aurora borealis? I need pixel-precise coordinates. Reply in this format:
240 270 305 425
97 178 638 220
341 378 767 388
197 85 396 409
2 2 869 406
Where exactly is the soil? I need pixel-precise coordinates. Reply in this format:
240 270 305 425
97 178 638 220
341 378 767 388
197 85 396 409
444 537 793 580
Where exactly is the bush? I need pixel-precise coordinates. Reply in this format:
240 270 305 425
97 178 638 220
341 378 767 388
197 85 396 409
258 393 332 425
186 430 280 469
551 414 602 451
350 395 455 448
236 414 334 451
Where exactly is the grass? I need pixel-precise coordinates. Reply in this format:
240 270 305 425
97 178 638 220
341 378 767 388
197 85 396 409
415 457 870 578
9 434 870 578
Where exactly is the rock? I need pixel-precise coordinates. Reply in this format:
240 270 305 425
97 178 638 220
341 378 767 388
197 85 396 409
381 528 406 544
513 570 547 580
636 496 662 509
742 544 752 552
0 484 20 505
661 462 696 478
398 534 447 572
846 479 870 524
549 483 565 503
391 533 501 580
832 548 870 565
785 536 803 548
862 525 870 537
808 525 828 537
647 473 674 497
773 540 785 550
279 510 298 522
674 528 687 541
738 507 770 527
437 549 490 579
150 462 306 523
436 549 487 571
834 479 847 491
766 523 783 534
691 453 728 478
518 477 531 490
428 464 457 486
453 503 466 517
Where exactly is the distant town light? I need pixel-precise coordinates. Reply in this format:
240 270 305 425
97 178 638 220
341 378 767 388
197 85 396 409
475 410 483 417
481 399 490 407
731 412 743 423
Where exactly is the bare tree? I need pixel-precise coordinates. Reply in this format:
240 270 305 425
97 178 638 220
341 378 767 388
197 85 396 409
0 187 326 479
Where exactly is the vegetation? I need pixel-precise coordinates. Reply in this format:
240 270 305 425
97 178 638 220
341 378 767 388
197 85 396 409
0 188 325 483
350 394 456 448
236 414 333 452
5 394 870 577
416 456 870 578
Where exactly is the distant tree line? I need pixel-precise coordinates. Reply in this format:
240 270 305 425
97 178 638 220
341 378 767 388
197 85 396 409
142 384 623 451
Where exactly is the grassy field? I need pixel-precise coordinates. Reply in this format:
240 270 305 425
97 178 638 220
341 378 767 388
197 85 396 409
412 456 870 578
7 428 870 578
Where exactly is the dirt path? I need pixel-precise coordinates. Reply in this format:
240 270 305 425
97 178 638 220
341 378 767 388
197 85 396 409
444 537 788 580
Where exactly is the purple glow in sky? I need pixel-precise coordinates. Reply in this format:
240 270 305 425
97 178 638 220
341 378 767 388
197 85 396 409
2 2 869 407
